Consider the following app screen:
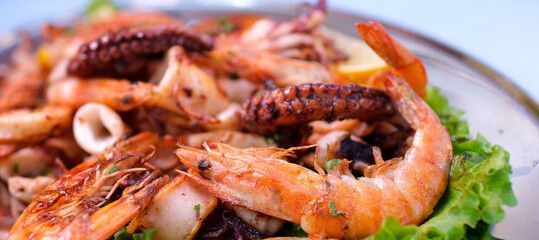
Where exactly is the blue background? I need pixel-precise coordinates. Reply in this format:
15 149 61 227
1 0 538 102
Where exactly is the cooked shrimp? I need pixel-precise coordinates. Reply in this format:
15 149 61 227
46 78 154 111
0 105 72 143
356 21 427 97
42 11 183 43
176 73 452 239
0 36 45 111
240 0 326 45
212 45 330 87
239 0 330 63
8 132 167 240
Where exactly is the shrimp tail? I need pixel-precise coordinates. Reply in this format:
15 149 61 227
356 21 427 97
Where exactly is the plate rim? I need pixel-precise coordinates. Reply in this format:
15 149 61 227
323 8 539 124
1 1 538 124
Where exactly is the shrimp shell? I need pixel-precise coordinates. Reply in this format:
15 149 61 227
211 46 330 87
8 132 166 240
0 105 72 143
46 78 154 111
176 73 452 239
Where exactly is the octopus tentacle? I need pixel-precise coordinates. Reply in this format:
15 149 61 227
242 83 395 133
67 25 214 77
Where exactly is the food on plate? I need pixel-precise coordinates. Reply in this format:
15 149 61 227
0 0 515 239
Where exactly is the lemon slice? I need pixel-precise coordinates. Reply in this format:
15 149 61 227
321 27 388 86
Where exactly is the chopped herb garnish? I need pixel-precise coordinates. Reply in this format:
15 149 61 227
108 165 120 174
12 163 19 175
263 136 270 145
84 0 118 18
213 56 222 63
133 229 155 240
246 120 257 129
329 201 346 218
228 72 240 80
194 204 201 215
63 27 74 36
111 227 131 240
110 227 155 240
276 222 308 237
38 170 49 176
217 17 235 34
324 159 341 170
254 89 264 96
407 91 414 100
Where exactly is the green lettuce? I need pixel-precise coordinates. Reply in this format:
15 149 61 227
109 227 155 240
366 87 517 240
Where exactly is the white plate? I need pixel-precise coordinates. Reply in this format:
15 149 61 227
1 1 537 239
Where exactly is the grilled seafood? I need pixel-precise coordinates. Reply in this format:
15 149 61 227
67 25 214 78
0 37 45 111
242 83 395 133
0 105 72 143
8 132 167 240
211 45 331 87
176 73 452 239
356 21 427 97
46 78 154 111
237 0 345 65
0 1 470 239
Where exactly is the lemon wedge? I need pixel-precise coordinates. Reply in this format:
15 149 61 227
321 27 388 86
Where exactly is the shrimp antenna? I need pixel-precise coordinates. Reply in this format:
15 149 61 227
312 144 326 175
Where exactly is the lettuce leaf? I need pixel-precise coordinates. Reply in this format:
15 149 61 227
366 87 517 240
109 227 155 240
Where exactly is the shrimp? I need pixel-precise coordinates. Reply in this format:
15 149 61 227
127 130 277 240
46 78 154 111
240 0 326 45
356 21 427 97
238 0 333 64
42 11 183 43
8 132 168 240
0 36 45 111
176 73 452 239
0 105 72 143
211 45 330 87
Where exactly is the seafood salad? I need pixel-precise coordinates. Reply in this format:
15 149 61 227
0 0 516 239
